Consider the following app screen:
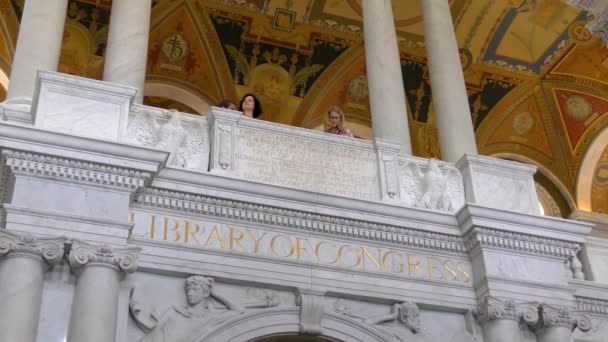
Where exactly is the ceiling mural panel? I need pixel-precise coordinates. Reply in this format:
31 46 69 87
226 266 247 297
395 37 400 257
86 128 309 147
592 146 608 214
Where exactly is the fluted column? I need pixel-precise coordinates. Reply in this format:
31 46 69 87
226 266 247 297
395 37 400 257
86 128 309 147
103 0 152 104
474 297 538 342
67 241 140 342
420 0 478 162
536 304 591 342
5 0 68 107
0 230 66 342
362 0 412 154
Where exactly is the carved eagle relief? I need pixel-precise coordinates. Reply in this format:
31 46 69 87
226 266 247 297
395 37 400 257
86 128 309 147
398 158 465 213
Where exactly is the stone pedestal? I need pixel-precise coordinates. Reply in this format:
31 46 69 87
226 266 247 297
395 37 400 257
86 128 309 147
67 240 140 342
0 230 66 342
362 0 412 154
104 0 152 104
3 0 68 123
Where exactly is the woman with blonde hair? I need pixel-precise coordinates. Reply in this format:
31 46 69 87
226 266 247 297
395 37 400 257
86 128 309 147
325 105 353 137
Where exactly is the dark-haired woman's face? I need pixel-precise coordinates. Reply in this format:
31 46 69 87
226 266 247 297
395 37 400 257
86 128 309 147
242 96 255 117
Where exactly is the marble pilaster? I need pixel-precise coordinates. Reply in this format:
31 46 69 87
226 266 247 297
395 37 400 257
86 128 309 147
474 297 538 342
419 0 477 163
3 0 69 123
0 230 66 342
103 0 152 104
67 240 140 342
536 304 591 342
362 0 412 154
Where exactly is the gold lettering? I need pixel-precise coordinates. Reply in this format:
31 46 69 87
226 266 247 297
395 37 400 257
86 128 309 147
229 227 246 252
443 260 459 281
296 238 309 260
184 220 202 245
407 254 423 276
457 262 471 283
338 245 361 268
163 217 180 242
315 241 338 264
270 234 294 258
149 215 156 239
427 256 444 280
205 225 226 249
361 247 383 271
247 230 267 254
382 251 404 273
129 212 135 222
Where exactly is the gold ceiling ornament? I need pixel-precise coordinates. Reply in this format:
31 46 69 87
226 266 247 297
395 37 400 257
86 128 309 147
161 33 190 63
512 111 535 136
347 74 368 102
565 95 593 121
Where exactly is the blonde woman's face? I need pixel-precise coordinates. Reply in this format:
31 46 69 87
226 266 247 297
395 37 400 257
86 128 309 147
328 110 341 128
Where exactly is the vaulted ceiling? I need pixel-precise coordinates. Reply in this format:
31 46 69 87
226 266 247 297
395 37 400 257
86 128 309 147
0 0 607 217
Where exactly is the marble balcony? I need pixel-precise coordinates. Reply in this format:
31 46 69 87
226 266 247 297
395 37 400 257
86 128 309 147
0 71 607 342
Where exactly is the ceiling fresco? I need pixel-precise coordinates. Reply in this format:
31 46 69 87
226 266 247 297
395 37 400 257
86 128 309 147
0 0 607 217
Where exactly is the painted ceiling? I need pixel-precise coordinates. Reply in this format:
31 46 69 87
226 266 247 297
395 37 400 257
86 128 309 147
0 0 607 217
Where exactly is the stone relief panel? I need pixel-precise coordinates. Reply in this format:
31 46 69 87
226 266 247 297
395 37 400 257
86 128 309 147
126 106 210 172
232 126 380 201
128 273 286 342
398 157 466 213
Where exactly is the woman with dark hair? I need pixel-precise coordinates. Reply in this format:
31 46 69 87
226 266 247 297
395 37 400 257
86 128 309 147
217 99 237 110
239 93 262 118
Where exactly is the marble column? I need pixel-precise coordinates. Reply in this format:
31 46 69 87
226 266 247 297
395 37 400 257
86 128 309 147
103 0 152 104
0 230 66 342
419 0 478 163
536 304 591 342
67 240 140 342
5 0 68 107
362 0 412 154
474 297 538 342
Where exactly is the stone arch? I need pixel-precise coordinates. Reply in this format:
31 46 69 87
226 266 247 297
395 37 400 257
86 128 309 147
144 82 212 115
198 307 389 342
576 124 608 211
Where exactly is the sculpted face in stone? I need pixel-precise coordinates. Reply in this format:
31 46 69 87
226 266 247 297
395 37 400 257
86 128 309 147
185 276 212 306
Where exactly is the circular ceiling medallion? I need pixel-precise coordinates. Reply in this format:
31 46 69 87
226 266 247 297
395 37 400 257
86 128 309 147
569 21 593 45
565 95 593 121
512 111 535 135
595 163 608 185
346 0 456 27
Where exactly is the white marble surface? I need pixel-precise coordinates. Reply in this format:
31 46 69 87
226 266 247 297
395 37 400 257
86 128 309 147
362 0 412 154
103 0 151 104
32 71 136 142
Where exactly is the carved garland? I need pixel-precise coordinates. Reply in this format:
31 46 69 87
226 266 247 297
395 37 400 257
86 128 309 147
135 187 467 253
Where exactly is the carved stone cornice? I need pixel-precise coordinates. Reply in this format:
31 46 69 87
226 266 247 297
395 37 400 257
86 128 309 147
0 230 66 266
68 240 141 274
464 227 580 259
576 296 608 316
136 187 467 253
539 304 592 332
473 297 539 326
1 149 151 191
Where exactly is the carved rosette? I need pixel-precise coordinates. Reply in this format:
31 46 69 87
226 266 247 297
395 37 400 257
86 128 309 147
69 240 141 274
0 230 66 267
539 304 591 332
474 297 539 326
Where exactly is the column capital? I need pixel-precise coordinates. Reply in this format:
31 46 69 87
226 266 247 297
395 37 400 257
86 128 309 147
0 230 66 266
474 297 539 326
68 240 141 274
538 304 591 331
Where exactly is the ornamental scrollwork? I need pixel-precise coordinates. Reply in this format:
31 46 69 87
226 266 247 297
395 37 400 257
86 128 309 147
0 230 66 267
68 240 140 274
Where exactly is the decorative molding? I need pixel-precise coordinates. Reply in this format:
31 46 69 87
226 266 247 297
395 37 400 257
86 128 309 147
473 297 539 326
296 289 325 335
464 227 580 259
539 304 592 331
1 149 151 191
565 0 608 45
0 229 66 266
575 296 608 316
135 187 467 253
68 240 140 274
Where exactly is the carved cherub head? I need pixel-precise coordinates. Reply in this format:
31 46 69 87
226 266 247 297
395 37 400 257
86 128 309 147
185 275 213 306
397 301 421 334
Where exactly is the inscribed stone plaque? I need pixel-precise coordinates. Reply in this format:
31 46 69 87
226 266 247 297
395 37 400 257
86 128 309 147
233 127 380 200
